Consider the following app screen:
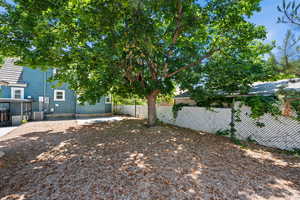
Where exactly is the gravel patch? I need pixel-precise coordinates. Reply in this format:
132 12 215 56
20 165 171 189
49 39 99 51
0 119 299 200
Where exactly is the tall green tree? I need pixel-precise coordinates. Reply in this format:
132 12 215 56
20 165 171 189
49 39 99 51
277 1 300 77
0 0 269 126
268 30 300 78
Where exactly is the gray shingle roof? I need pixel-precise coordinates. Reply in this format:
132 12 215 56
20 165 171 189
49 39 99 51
249 78 300 95
0 58 24 84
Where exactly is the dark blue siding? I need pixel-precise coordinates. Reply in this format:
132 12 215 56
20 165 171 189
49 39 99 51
76 97 112 114
0 86 11 98
22 68 77 114
1 66 110 115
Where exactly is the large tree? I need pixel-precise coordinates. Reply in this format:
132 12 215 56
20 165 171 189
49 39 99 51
0 0 269 126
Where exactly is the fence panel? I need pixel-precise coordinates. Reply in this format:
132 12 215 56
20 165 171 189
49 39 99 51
235 105 300 150
175 107 232 133
117 105 231 133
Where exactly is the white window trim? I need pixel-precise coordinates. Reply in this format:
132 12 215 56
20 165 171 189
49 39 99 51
11 87 24 99
54 89 65 101
105 95 112 104
53 68 57 76
8 83 27 87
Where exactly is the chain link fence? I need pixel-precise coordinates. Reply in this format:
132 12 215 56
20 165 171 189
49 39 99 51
234 104 300 150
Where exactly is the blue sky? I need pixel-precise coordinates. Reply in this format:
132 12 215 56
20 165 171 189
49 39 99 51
250 0 296 49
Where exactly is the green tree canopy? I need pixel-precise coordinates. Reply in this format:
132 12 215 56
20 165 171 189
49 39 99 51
0 0 270 126
180 41 274 107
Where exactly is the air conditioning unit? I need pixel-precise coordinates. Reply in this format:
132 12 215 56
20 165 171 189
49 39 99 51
33 112 44 121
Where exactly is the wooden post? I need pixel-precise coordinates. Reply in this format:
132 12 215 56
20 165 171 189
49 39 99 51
9 102 11 125
21 102 23 121
134 99 137 118
230 98 236 137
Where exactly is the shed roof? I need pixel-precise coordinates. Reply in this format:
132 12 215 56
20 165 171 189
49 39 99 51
249 78 300 95
175 78 300 98
0 98 33 103
0 58 24 85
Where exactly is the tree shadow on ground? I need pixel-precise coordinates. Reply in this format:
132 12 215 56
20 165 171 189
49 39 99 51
0 119 299 200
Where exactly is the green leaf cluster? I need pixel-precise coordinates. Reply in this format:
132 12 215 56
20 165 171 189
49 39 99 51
241 96 282 119
172 103 189 119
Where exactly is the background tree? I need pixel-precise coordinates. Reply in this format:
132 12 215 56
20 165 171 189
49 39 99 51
268 30 300 77
277 1 300 77
180 41 274 106
0 0 269 126
112 93 174 106
278 0 300 26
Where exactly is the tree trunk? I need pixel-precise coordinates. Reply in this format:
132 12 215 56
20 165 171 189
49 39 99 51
147 90 159 127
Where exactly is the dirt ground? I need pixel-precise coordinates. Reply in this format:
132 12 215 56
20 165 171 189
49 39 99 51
0 118 299 200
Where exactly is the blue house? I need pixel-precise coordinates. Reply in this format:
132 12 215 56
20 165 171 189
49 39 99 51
0 58 112 125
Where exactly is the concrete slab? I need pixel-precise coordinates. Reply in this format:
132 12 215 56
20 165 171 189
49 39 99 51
76 116 125 125
0 126 18 138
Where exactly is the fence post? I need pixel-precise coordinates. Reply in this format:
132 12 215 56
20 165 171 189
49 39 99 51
230 98 236 137
134 99 137 118
21 102 23 121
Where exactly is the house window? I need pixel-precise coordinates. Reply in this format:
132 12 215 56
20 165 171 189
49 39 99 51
54 90 65 101
11 87 24 99
105 95 112 104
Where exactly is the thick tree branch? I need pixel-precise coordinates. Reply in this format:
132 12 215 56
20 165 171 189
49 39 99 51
120 59 135 83
165 49 220 78
136 71 146 88
149 61 157 80
172 2 184 45
163 1 184 75
283 33 290 69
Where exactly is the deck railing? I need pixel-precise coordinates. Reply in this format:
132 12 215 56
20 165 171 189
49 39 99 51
0 110 10 126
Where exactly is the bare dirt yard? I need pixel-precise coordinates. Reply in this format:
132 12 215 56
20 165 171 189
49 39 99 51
0 118 299 200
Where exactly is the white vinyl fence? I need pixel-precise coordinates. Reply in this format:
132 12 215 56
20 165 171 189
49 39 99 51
116 104 300 150
116 105 232 133
157 106 232 133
